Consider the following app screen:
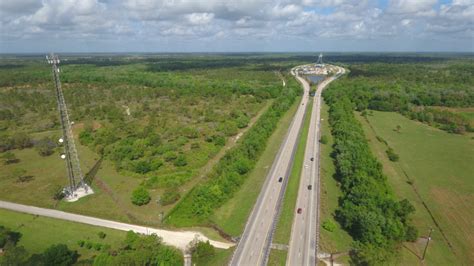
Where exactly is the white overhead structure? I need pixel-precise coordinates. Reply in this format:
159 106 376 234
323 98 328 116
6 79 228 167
315 53 324 67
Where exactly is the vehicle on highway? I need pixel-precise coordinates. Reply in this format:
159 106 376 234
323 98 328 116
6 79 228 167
310 157 314 161
307 185 312 190
297 208 302 214
278 177 283 183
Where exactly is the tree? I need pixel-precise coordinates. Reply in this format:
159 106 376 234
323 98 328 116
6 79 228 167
190 240 215 264
1 151 18 164
40 244 78 266
0 246 30 265
131 186 151 206
12 132 33 149
35 137 55 156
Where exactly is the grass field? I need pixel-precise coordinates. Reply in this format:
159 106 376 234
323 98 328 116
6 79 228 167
0 209 126 262
357 110 474 265
267 249 287 266
318 102 352 262
210 96 302 236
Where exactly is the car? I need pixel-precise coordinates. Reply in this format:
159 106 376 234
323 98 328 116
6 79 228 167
310 157 314 161
297 208 302 214
278 177 283 183
308 185 312 190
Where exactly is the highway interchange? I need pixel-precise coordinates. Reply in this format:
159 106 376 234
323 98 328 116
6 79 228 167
231 64 345 266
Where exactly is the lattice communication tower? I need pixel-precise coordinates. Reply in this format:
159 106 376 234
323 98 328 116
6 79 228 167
46 53 93 201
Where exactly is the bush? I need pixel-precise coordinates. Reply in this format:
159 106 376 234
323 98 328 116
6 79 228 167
93 243 102 251
160 188 181 205
191 240 215 263
52 185 65 200
164 151 178 162
322 220 336 232
173 155 187 167
85 241 93 249
319 135 328 144
41 244 78 266
131 186 151 206
77 240 85 247
98 232 106 239
35 137 55 157
386 147 399 162
1 151 18 165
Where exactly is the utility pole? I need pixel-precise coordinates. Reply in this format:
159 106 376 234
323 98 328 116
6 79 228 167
422 228 434 261
46 53 93 201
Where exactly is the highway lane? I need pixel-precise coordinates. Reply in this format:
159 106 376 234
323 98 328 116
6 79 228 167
230 67 311 266
286 66 345 266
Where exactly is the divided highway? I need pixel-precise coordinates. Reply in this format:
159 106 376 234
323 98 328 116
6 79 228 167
287 66 345 266
230 67 310 266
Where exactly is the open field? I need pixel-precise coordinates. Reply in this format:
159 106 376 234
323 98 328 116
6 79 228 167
357 110 474 265
318 102 352 262
0 208 126 262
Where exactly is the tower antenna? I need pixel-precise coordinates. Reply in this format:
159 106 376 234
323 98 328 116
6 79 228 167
46 53 93 202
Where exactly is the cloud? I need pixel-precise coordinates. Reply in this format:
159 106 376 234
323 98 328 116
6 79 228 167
0 0 472 52
388 0 436 14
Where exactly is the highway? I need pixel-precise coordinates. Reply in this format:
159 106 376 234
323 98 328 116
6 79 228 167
230 67 310 266
0 200 234 251
286 66 345 266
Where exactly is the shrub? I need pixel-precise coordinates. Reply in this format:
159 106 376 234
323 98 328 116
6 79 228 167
164 151 177 162
98 232 106 239
322 220 336 232
35 137 55 157
41 244 78 266
160 188 181 205
173 155 187 167
93 243 102 251
386 147 399 162
1 151 18 165
191 240 215 263
77 240 85 247
319 135 328 144
131 186 151 206
85 241 93 249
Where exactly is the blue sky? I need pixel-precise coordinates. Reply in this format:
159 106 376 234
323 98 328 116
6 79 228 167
0 0 473 53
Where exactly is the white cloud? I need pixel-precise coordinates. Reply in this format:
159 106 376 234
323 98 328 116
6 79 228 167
0 0 472 52
388 0 436 14
186 12 214 25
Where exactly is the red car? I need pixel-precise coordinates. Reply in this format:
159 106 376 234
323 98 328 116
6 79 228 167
297 208 302 214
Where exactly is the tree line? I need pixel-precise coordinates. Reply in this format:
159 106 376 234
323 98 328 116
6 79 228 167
323 90 418 265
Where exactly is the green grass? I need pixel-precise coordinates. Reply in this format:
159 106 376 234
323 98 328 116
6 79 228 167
318 101 353 256
0 208 126 261
267 249 287 266
196 247 235 266
210 96 302 236
357 111 474 265
272 98 311 244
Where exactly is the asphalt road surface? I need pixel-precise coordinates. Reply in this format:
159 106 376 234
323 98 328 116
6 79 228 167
230 67 310 266
0 200 234 251
286 66 345 266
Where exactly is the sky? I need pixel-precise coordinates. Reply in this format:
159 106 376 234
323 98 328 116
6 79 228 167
0 0 473 53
